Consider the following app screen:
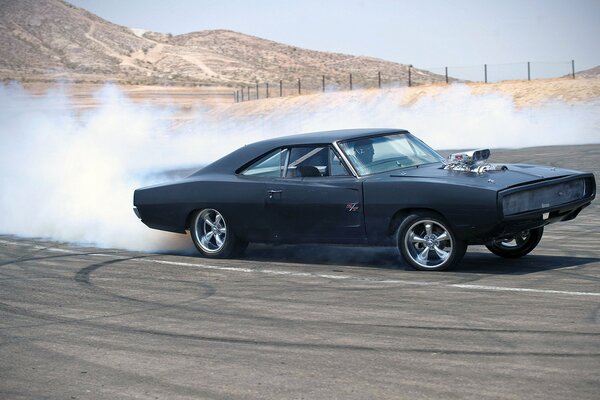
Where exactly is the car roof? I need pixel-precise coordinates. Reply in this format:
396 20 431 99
254 128 406 147
194 128 408 176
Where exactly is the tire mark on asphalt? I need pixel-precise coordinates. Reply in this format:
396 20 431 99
0 243 55 280
2 299 598 339
5 340 235 400
552 270 600 283
6 300 600 357
73 256 216 306
588 303 600 324
16 319 600 357
0 256 216 329
0 252 127 282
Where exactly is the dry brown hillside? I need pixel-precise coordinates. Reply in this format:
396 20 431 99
0 0 447 87
576 65 600 79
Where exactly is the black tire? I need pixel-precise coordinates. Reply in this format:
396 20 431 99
485 227 543 258
397 212 467 271
190 208 245 258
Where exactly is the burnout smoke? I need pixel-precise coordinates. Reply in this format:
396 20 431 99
0 83 598 252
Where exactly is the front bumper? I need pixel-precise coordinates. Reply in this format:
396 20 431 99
466 173 595 244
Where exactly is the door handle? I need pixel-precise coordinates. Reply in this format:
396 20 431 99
267 189 283 199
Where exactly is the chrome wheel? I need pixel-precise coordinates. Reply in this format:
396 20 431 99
398 212 466 271
494 231 530 249
486 227 544 259
192 209 227 254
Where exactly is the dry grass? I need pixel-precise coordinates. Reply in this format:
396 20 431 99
222 77 600 116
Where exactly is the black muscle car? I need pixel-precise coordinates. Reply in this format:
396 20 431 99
133 129 596 271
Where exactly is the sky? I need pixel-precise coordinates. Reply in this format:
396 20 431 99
69 0 600 81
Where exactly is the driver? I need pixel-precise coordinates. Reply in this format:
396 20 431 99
353 140 374 164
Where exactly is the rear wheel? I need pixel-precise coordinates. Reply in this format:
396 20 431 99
397 212 467 271
485 227 543 258
190 208 246 258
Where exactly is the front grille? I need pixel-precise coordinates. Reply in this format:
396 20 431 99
502 178 587 216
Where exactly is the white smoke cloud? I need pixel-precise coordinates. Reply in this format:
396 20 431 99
0 83 598 252
215 84 600 149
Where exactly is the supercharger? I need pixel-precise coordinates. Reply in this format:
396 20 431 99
444 148 508 174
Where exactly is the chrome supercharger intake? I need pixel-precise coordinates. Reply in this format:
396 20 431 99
444 149 508 174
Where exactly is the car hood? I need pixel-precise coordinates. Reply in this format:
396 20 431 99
383 162 583 190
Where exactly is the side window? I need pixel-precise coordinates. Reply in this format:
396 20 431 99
285 146 349 178
241 149 287 177
330 149 350 176
286 146 327 178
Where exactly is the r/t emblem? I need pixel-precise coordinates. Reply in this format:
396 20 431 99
346 202 359 212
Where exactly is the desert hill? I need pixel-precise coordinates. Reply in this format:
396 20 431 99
0 0 447 87
576 65 600 79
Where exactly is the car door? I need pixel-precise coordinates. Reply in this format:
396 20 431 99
235 148 287 242
265 146 366 243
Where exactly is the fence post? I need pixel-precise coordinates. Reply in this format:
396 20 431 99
322 75 325 92
572 60 575 79
256 82 259 100
241 88 244 102
408 65 412 87
527 62 531 81
349 73 352 90
266 82 269 98
445 67 448 84
280 80 283 97
247 86 250 100
233 91 236 103
378 71 381 89
484 64 487 83
298 78 301 95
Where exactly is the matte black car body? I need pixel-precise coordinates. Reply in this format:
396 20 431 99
134 129 595 269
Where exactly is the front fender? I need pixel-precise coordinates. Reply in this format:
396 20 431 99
362 179 498 244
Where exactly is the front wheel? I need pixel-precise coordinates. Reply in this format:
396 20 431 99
190 208 246 258
397 212 467 271
485 227 543 258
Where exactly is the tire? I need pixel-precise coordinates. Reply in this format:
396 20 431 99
190 208 245 258
485 227 543 259
397 212 467 271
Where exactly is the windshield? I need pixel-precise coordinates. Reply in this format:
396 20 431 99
338 133 444 176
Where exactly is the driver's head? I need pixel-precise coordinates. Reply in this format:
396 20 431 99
354 140 374 164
